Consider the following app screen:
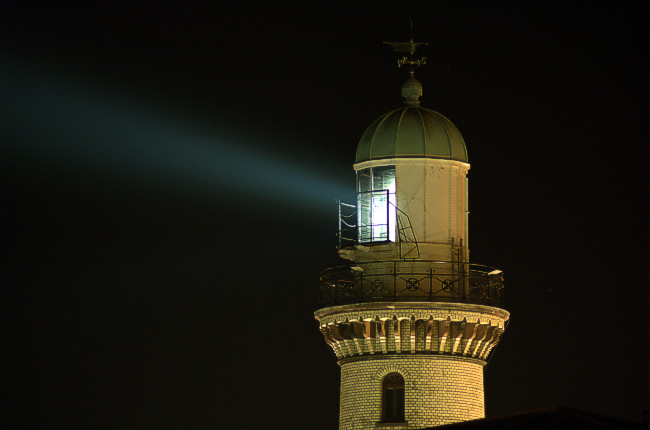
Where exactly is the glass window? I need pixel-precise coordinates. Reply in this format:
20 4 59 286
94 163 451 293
357 166 396 243
358 168 372 193
372 166 395 193
382 373 405 422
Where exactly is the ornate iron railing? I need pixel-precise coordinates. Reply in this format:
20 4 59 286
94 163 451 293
318 260 504 308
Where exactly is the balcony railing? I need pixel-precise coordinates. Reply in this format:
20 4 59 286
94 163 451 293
318 260 504 308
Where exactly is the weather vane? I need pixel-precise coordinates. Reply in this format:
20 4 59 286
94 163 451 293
383 20 429 69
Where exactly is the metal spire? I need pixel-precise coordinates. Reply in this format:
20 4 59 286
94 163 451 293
384 21 427 106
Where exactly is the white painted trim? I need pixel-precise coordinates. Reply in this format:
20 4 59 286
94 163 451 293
354 158 470 172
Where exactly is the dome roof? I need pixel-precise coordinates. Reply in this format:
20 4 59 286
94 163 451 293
355 74 468 164
355 107 468 164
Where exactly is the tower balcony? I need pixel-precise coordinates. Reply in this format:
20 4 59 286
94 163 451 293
318 260 504 309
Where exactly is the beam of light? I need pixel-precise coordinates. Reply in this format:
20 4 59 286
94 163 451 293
2 61 352 214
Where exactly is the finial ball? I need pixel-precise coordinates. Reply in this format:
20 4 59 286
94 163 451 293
401 75 423 106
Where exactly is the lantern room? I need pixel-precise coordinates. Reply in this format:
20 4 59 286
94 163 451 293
338 74 471 265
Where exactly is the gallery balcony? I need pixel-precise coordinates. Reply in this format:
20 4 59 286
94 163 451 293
318 260 504 308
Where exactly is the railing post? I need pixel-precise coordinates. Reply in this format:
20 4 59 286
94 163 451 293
359 272 364 303
428 268 433 301
386 189 390 241
460 239 466 300
335 279 339 305
485 274 490 303
461 260 466 302
393 261 398 301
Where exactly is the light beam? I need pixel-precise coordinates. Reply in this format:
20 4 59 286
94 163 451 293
3 61 351 214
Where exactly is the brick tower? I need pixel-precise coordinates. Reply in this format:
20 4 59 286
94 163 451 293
315 39 509 429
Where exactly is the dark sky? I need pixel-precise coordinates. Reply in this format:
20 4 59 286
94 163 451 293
2 1 648 429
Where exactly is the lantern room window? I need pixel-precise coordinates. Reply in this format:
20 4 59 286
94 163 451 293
357 166 396 243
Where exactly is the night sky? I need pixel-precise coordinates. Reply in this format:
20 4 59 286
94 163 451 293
2 1 648 429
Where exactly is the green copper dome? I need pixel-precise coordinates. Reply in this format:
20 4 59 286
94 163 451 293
355 76 468 164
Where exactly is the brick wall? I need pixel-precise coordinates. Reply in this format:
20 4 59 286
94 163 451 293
339 355 485 429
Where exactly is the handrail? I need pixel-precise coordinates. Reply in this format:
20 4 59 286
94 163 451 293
322 260 500 274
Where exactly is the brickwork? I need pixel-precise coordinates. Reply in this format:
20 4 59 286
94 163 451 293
315 302 508 429
339 355 485 429
315 303 508 362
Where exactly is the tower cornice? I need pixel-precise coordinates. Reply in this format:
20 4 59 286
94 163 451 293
315 302 508 363
315 301 509 324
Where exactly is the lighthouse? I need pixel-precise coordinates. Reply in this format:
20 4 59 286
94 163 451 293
315 39 509 429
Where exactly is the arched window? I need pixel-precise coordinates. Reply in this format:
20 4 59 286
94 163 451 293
382 372 405 422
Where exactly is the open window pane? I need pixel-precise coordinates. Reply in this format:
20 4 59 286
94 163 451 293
358 191 373 243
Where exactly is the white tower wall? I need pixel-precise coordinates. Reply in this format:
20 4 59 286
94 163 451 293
353 158 470 262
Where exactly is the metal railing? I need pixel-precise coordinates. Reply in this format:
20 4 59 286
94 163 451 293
337 200 357 249
318 260 504 308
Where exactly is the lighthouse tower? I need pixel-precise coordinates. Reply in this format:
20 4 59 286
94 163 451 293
315 39 509 429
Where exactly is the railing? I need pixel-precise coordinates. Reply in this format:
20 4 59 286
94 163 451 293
318 260 504 308
337 200 357 249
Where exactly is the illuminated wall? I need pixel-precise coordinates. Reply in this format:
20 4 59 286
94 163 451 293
339 356 485 429
353 157 470 263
